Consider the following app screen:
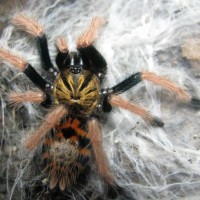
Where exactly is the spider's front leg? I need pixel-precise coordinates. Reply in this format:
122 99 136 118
55 36 69 71
0 49 52 107
77 17 107 78
54 16 107 76
12 13 58 76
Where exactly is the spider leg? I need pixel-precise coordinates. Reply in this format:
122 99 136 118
9 90 45 107
87 118 115 185
12 13 57 75
77 17 107 77
25 104 68 150
110 71 200 106
109 95 164 127
88 118 135 199
55 36 69 71
0 49 52 107
77 17 105 48
0 49 48 90
78 45 107 76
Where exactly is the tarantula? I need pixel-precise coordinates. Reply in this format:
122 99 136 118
0 13 199 192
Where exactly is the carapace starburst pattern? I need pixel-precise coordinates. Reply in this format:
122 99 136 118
0 12 200 197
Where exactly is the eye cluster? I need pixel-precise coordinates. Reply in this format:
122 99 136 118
63 52 84 74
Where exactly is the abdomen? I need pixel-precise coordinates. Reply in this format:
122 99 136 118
42 118 92 190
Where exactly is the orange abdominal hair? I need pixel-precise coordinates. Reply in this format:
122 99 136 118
9 90 45 106
77 17 105 48
56 37 68 53
109 95 155 124
88 118 115 185
141 71 191 102
0 49 27 70
25 105 68 150
12 13 44 37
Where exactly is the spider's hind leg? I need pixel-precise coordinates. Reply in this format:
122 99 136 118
88 118 115 184
108 94 164 127
12 13 57 76
88 117 136 199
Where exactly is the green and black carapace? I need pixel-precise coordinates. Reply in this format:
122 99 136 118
0 12 200 198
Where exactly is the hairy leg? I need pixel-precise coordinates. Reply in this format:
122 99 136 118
77 17 105 48
12 13 57 74
77 17 107 76
25 104 68 150
55 36 69 71
109 95 164 127
110 71 200 106
9 90 45 107
87 118 115 185
0 49 48 91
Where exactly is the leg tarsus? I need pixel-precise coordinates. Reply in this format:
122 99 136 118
190 97 200 108
109 95 164 127
150 117 164 127
141 71 191 102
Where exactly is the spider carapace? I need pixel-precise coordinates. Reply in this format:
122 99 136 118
53 52 101 116
0 13 200 194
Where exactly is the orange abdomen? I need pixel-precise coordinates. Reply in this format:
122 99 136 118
42 118 92 190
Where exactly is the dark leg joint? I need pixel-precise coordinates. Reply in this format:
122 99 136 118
99 89 113 112
150 117 164 127
102 95 112 112
24 64 48 91
190 97 200 108
41 93 52 108
48 67 58 77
